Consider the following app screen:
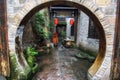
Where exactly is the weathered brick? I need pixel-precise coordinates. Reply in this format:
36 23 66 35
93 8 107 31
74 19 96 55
107 16 116 25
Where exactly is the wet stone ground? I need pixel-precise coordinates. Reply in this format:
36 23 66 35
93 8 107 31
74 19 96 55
33 45 92 80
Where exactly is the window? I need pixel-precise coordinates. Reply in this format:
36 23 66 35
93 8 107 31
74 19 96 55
88 19 99 39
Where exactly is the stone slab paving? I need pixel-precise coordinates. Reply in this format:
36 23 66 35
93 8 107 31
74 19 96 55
33 45 92 80
0 76 6 80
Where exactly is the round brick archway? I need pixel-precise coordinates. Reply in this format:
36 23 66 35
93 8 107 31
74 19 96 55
9 0 113 80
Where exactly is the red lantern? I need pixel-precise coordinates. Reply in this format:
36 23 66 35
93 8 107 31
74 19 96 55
70 19 74 26
54 18 58 25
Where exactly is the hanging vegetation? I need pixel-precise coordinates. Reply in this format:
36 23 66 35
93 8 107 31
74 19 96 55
48 20 54 31
31 12 49 45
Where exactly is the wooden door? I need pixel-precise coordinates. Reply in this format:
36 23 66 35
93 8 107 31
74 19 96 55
111 0 120 79
0 0 10 77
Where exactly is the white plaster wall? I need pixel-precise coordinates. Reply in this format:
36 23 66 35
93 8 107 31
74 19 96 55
77 11 99 53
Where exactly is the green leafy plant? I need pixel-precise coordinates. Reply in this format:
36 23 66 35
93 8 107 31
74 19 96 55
48 20 54 30
71 43 77 48
26 47 38 56
24 47 38 73
45 20 54 41
31 12 49 43
61 31 66 38
33 12 45 26
58 21 66 25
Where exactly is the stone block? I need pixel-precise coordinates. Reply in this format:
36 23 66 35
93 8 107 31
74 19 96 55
104 6 116 15
83 0 97 13
8 27 17 32
15 12 25 22
95 10 104 19
96 68 106 77
8 33 15 38
19 0 26 4
106 45 113 52
92 75 101 80
107 36 114 42
35 0 42 5
9 45 15 49
101 19 110 28
96 0 110 6
102 57 111 66
13 14 22 26
105 51 113 57
7 17 15 24
98 7 105 15
23 4 32 12
108 17 116 25
7 6 14 14
84 1 92 9
94 61 111 79
14 7 20 13
111 0 117 4
86 1 98 13
103 25 110 32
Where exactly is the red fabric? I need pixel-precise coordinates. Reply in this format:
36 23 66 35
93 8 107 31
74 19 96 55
52 33 58 45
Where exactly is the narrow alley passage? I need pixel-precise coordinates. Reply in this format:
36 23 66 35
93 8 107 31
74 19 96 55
33 45 92 80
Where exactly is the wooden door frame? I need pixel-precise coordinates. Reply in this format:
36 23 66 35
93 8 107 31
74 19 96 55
111 0 120 79
0 0 9 77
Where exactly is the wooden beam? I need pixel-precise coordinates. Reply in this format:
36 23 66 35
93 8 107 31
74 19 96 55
0 0 10 77
111 0 120 79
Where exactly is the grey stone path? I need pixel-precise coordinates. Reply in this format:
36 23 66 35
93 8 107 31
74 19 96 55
0 76 6 80
34 45 92 80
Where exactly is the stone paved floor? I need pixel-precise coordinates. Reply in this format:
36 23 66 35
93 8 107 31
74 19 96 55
33 45 92 80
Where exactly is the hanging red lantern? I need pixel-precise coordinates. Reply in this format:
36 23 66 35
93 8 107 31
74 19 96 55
70 19 74 26
54 18 58 25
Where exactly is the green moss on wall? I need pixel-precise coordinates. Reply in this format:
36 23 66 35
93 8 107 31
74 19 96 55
8 53 31 80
